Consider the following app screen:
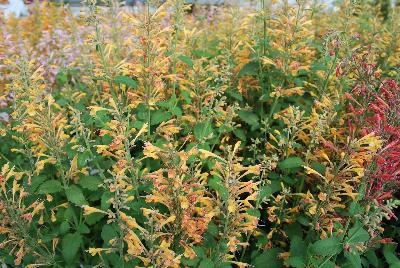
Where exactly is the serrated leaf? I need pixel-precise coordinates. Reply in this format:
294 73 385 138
62 233 82 263
77 223 90 234
198 259 214 268
194 121 213 140
102 225 117 246
258 185 272 200
206 222 218 236
319 260 335 268
238 110 259 128
278 157 303 170
79 175 101 191
347 222 369 244
170 106 182 116
233 128 246 141
288 236 307 266
101 191 112 210
77 151 91 168
38 180 63 194
344 251 361 268
151 110 172 125
66 185 87 205
311 237 342 257
30 175 47 193
286 256 306 268
59 221 70 234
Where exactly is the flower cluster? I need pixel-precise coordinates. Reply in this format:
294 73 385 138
0 0 400 267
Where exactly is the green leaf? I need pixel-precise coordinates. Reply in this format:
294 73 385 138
364 250 379 268
287 236 307 267
101 224 117 246
178 55 193 68
170 106 182 116
310 161 326 175
79 175 101 191
181 90 192 104
66 185 87 206
77 223 90 234
347 222 369 244
233 128 247 141
30 175 47 193
206 222 218 236
238 61 260 77
151 110 172 125
63 207 77 223
208 177 228 202
59 221 70 234
286 257 307 268
258 185 272 201
85 212 105 225
247 208 261 218
38 180 63 194
192 49 214 58
383 244 400 265
114 75 138 89
198 259 214 268
62 233 82 263
101 191 112 210
284 223 303 240
252 248 283 268
194 121 213 140
238 110 259 128
227 90 243 101
348 202 361 216
311 237 342 257
318 259 335 268
77 151 91 168
344 251 361 268
278 157 303 170
56 71 68 85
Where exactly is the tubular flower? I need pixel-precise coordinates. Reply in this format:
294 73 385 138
201 142 260 263
143 144 214 257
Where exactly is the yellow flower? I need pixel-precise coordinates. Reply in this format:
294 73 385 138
35 158 57 175
88 106 110 117
87 248 113 256
143 142 162 159
119 211 146 232
0 227 10 234
95 145 109 154
82 205 107 216
159 214 176 229
125 231 145 256
31 202 45 216
303 166 325 180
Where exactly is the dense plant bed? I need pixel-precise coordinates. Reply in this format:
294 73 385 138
0 0 399 267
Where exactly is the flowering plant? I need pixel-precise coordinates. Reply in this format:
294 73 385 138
0 0 399 267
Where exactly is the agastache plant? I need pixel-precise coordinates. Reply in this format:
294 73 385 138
0 0 400 267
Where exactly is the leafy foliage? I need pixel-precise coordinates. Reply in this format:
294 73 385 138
0 0 400 267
